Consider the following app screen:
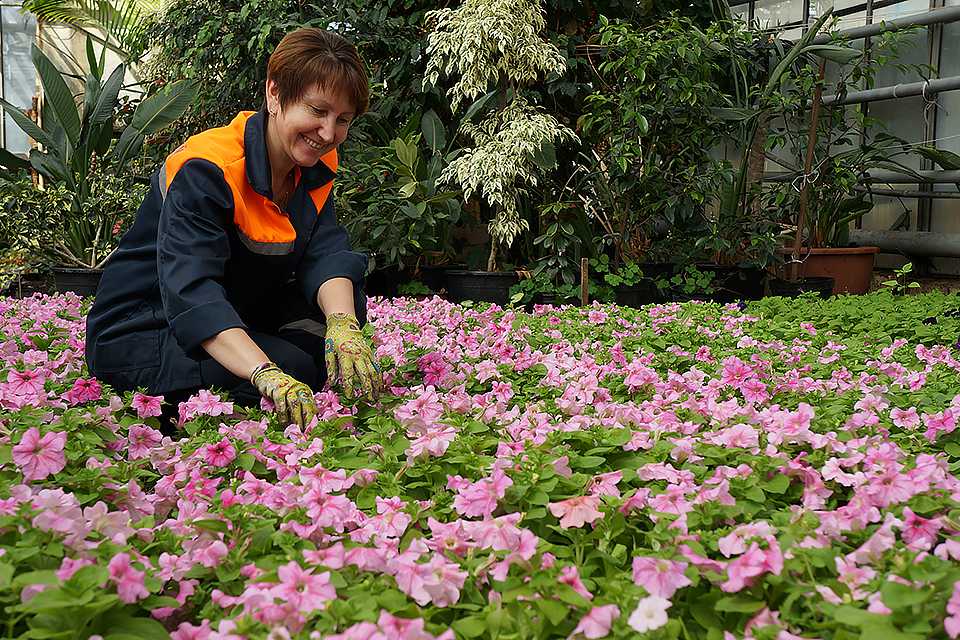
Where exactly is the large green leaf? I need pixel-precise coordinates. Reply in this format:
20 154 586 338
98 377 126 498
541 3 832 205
914 146 960 171
0 147 30 173
89 64 125 127
111 79 196 169
0 98 56 151
420 108 445 152
31 44 82 146
763 10 834 101
805 44 861 65
29 149 70 184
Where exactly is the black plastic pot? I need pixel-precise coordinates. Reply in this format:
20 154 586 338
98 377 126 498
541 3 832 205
539 292 580 306
52 267 103 297
365 265 407 297
700 265 767 302
614 281 659 308
445 270 519 305
769 276 835 300
2 273 51 298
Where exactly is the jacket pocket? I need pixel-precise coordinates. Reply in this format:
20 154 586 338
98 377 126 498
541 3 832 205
91 329 161 373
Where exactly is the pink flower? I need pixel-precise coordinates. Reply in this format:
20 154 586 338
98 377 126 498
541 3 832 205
945 580 960 639
890 407 920 429
5 369 45 396
131 392 164 418
631 557 692 598
452 468 512 518
901 507 942 551
127 424 162 460
64 377 102 404
108 553 149 603
203 438 236 467
12 428 66 481
549 495 604 529
558 565 593 600
570 605 620 639
274 561 337 612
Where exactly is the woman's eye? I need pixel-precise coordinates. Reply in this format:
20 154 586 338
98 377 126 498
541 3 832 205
314 109 328 117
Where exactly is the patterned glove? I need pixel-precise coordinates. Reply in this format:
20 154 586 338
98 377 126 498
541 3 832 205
250 362 318 427
324 313 383 400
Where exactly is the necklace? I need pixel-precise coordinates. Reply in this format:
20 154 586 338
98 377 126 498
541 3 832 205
274 172 295 211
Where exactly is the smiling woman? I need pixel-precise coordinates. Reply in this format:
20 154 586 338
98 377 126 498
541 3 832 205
84 28 384 430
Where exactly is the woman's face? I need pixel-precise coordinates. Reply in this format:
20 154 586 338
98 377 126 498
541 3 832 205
266 79 354 169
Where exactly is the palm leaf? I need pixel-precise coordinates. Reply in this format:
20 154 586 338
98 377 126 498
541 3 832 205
111 79 196 169
0 97 56 151
31 44 82 146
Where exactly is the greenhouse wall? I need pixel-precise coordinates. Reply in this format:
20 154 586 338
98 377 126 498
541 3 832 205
733 0 960 275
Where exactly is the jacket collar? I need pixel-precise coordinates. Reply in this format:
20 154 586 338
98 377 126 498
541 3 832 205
243 109 337 198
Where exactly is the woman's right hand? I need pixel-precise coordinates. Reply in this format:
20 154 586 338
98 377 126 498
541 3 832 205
250 362 318 427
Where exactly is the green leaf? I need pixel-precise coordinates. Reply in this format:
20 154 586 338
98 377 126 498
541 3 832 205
806 44 861 64
531 141 557 171
0 97 56 150
112 79 197 170
764 475 790 494
0 146 30 173
715 596 766 613
31 44 81 146
858 624 925 640
880 581 929 609
833 604 889 627
914 146 960 170
88 64 125 128
100 613 171 640
536 599 569 626
420 109 446 152
452 615 487 638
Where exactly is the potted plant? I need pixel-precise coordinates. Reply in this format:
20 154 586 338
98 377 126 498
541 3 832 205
706 9 879 294
0 39 195 295
423 0 577 305
579 15 732 282
759 26 919 294
339 127 462 297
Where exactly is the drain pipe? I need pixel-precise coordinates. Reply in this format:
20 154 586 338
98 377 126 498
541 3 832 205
811 5 960 44
822 75 960 106
849 230 960 258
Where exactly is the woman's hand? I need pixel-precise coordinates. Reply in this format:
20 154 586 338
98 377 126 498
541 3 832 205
324 313 383 400
250 362 318 427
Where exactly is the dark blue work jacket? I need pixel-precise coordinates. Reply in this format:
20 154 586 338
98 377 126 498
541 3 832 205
85 109 367 395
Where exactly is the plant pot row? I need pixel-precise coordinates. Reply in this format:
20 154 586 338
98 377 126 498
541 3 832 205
1 247 877 304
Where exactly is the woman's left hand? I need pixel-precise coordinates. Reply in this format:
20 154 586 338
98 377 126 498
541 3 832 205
324 313 383 400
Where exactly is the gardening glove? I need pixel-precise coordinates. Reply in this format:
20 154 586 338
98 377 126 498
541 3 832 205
324 313 383 401
250 362 318 428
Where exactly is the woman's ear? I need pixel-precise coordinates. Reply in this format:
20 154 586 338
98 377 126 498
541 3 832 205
265 79 280 116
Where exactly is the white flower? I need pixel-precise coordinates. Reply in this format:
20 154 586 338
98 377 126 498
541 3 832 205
627 595 671 633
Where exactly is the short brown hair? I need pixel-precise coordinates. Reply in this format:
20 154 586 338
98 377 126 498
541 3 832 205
267 28 369 116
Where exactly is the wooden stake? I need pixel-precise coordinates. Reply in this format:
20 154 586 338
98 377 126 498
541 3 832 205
791 59 827 281
580 258 589 306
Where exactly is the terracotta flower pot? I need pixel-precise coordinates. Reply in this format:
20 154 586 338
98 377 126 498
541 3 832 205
778 246 879 294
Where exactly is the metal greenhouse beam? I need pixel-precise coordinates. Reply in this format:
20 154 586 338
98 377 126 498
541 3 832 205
848 230 960 257
764 169 960 184
821 75 960 106
811 5 960 44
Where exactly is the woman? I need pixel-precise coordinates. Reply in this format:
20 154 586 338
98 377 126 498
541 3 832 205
85 28 382 428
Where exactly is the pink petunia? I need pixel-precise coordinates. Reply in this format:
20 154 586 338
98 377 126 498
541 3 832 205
549 495 604 529
631 557 692 598
570 605 620 639
108 552 149 603
12 428 67 481
64 377 102 405
131 392 164 418
127 424 162 460
203 438 236 467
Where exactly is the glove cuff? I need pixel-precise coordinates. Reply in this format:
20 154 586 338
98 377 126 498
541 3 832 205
250 361 279 385
327 313 360 330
